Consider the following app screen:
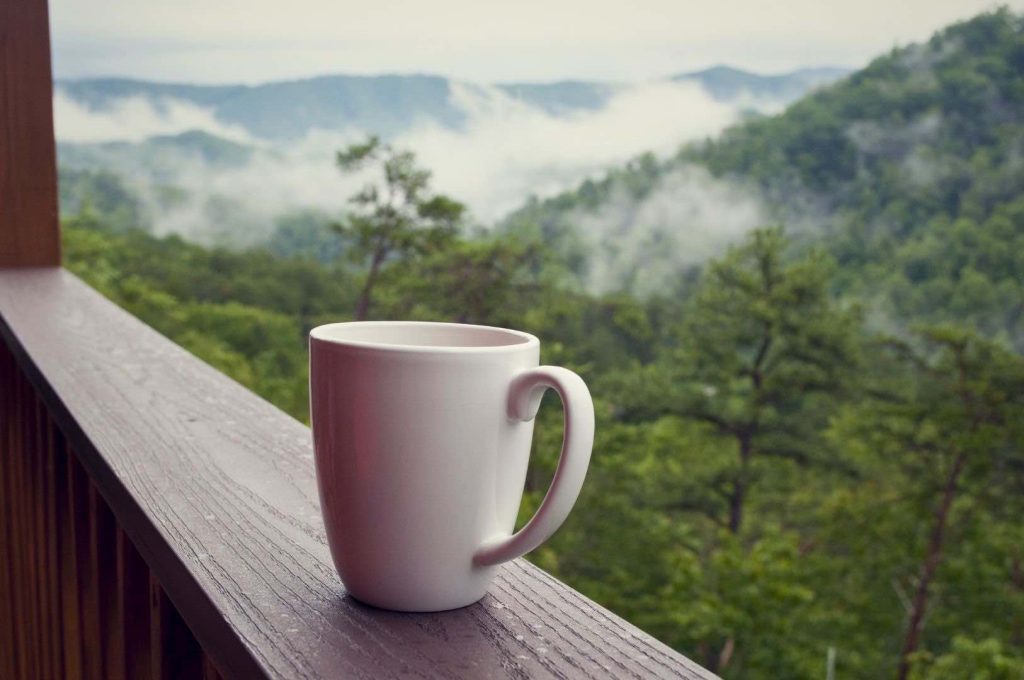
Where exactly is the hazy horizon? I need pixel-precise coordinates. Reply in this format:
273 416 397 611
52 64 852 88
50 0 1022 85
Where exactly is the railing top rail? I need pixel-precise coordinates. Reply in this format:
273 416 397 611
0 267 717 680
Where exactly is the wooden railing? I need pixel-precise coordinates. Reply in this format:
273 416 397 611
0 337 215 679
0 268 720 679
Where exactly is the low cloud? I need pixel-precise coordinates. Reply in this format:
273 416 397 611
571 165 768 295
397 80 741 221
54 91 252 144
55 79 771 281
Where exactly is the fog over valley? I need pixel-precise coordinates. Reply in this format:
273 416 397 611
55 67 844 274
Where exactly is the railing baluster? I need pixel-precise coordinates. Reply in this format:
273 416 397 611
44 410 65 678
59 436 85 680
0 346 15 680
72 455 102 680
203 653 225 680
31 385 46 678
13 373 36 679
110 526 128 679
90 482 119 679
149 572 167 680
117 525 152 678
149 572 203 680
32 394 53 679
10 370 23 677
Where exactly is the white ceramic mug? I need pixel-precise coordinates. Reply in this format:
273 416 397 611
309 321 594 612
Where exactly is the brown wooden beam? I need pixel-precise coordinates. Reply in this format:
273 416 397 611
0 0 61 266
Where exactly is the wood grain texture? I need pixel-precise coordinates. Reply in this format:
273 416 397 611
0 267 719 680
0 0 61 266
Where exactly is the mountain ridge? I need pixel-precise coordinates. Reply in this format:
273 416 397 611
56 65 849 141
56 64 851 95
672 65 851 101
502 8 1024 344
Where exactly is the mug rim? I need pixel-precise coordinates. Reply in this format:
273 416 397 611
309 320 540 354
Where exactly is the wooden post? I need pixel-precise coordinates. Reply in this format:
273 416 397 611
0 0 61 266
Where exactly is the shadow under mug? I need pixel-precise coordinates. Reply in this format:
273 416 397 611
309 321 594 612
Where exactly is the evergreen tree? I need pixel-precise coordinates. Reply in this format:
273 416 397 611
333 136 464 320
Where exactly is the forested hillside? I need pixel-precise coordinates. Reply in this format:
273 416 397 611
60 9 1024 680
503 9 1024 349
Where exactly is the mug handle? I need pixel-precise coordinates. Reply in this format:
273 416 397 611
473 366 595 567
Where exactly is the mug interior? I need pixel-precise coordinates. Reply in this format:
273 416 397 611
310 321 536 350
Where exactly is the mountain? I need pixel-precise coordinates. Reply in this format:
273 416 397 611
55 67 842 143
673 65 850 103
60 130 254 172
54 64 848 247
56 74 617 141
493 80 619 115
502 9 1024 345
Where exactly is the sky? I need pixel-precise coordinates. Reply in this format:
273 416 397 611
50 0 1021 84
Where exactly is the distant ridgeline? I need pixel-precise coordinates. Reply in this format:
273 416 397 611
56 75 615 141
502 8 1024 348
54 65 845 250
56 67 838 141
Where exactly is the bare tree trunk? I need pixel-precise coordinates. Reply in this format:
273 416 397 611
896 452 967 680
717 637 735 671
711 286 772 674
710 434 753 674
354 248 387 321
728 434 752 534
